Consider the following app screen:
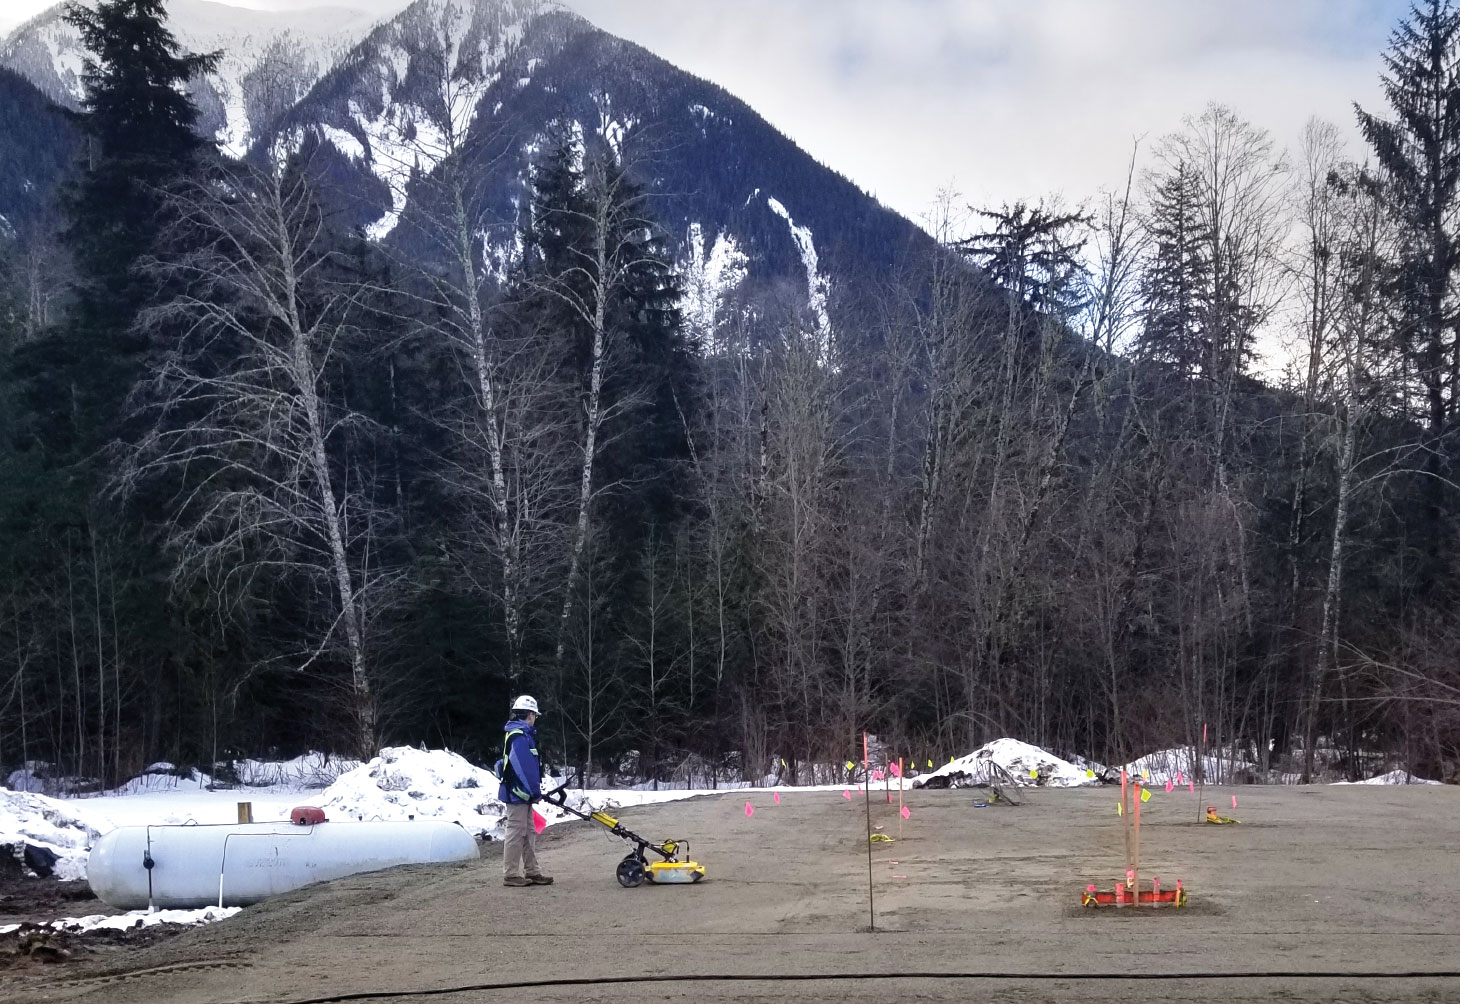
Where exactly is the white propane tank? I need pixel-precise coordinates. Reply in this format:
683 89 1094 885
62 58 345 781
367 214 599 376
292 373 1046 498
87 820 480 909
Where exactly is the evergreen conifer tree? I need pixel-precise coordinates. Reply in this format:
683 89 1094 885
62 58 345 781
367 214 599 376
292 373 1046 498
1138 161 1212 379
46 0 219 453
1356 0 1460 581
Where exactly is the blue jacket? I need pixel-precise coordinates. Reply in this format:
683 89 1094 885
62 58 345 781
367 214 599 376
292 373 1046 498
497 718 542 804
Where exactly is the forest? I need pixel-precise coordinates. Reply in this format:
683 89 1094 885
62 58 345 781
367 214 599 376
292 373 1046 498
3 0 1460 789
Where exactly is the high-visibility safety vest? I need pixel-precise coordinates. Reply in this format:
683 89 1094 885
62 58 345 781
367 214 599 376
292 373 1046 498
501 728 537 802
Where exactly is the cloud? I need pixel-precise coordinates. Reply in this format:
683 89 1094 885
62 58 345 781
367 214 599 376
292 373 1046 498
564 0 1402 224
4 0 1407 227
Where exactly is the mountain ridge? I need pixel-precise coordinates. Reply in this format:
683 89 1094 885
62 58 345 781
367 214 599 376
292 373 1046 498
1 0 939 326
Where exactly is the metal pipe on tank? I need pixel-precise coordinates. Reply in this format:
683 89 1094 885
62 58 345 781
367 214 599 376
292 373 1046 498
218 826 316 908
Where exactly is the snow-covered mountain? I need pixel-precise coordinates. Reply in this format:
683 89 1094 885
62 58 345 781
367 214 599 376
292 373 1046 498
262 0 931 316
0 0 406 155
0 0 935 325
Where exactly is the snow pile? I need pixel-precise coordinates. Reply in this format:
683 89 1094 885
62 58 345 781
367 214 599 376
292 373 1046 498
0 788 98 881
0 906 239 936
6 761 53 793
105 763 213 796
4 761 100 796
1067 754 1118 783
912 739 1097 789
318 747 600 840
1333 770 1442 786
224 752 360 789
1121 747 1259 785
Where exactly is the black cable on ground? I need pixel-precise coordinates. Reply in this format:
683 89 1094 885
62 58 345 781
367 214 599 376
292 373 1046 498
266 969 1460 1004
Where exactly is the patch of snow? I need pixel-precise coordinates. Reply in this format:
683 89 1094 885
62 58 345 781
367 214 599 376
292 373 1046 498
1121 747 1259 786
105 769 213 796
482 226 523 286
6 762 52 794
681 223 748 349
0 789 99 881
0 906 239 937
322 124 366 161
593 91 638 160
765 196 834 364
223 751 360 790
912 738 1098 789
743 188 760 207
1333 770 1442 785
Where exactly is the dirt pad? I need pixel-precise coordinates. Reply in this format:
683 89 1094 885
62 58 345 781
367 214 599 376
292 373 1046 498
6 785 1460 1004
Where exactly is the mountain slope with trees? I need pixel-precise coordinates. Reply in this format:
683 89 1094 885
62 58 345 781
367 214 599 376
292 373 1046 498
4 0 1460 790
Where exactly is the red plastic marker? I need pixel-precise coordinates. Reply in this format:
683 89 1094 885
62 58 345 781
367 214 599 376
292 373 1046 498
773 791 781 805
744 801 754 817
531 809 547 835
900 804 910 820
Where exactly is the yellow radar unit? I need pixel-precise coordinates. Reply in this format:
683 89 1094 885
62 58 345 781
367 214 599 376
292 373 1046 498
542 786 706 888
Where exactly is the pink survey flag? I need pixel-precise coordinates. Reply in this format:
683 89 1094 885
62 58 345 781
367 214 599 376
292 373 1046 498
531 809 547 835
744 801 754 817
1188 781 1195 793
842 788 851 800
1177 771 1184 785
1232 794 1238 809
900 804 910 820
890 761 902 778
773 791 781 804
1165 780 1173 793
872 769 884 782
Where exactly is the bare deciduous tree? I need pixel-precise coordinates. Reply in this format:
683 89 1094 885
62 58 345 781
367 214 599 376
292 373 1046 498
122 145 391 756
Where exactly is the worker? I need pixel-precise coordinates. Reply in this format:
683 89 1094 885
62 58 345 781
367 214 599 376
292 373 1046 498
497 694 553 887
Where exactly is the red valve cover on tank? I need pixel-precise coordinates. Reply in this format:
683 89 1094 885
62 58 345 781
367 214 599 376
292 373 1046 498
291 806 328 825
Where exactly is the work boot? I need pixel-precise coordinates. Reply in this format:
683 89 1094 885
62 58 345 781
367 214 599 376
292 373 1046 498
502 876 532 887
527 874 554 885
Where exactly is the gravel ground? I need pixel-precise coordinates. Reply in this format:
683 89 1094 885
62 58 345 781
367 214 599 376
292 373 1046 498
6 783 1460 1003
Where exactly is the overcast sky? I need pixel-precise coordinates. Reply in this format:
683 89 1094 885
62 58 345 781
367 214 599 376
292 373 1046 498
0 0 1409 226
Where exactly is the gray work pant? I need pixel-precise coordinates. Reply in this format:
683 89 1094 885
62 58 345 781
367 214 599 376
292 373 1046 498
502 801 541 878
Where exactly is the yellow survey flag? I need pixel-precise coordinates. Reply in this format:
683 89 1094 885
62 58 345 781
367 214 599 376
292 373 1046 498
1140 787 1152 803
1117 803 1123 816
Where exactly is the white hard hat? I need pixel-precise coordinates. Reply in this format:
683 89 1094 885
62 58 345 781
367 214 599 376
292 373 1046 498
511 694 540 714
